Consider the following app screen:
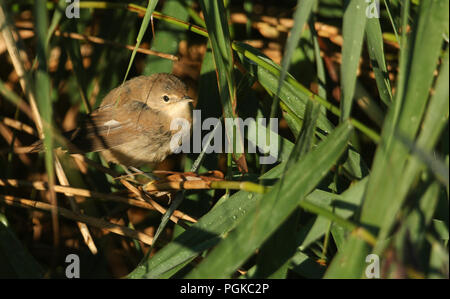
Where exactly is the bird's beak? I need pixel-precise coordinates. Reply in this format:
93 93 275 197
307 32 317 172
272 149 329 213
181 95 194 103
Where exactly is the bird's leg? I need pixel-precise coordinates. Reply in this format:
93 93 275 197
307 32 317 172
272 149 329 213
116 165 138 182
114 165 160 182
128 166 159 181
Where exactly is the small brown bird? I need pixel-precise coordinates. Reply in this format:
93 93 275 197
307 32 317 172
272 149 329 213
33 73 193 167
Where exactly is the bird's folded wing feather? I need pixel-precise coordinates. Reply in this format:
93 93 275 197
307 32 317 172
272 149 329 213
68 103 155 153
30 100 166 154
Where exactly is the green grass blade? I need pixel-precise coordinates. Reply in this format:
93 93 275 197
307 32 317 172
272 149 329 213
270 0 316 119
123 0 158 83
433 220 449 243
0 80 25 107
46 0 65 45
236 42 334 135
287 101 321 163
186 122 353 278
383 0 401 46
323 235 370 278
365 17 393 105
396 48 449 187
289 250 325 278
34 0 58 247
143 0 190 75
323 1 449 278
403 182 441 248
396 134 449 187
252 209 301 278
428 234 449 278
34 0 53 178
127 189 263 278
234 41 380 143
310 17 327 100
298 177 368 251
253 101 321 278
0 221 44 278
199 0 246 171
360 0 449 249
340 0 367 121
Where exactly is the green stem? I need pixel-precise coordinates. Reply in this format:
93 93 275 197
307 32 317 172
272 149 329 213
210 181 268 194
299 199 377 246
321 220 332 262
383 0 401 47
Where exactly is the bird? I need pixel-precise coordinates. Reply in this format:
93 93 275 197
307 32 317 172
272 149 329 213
32 73 193 168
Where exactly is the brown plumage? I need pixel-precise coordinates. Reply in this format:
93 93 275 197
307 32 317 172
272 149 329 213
32 73 193 167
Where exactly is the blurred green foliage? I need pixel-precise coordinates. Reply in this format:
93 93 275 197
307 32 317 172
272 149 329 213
0 0 448 279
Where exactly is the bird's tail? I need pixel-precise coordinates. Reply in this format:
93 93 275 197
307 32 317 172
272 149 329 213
27 129 81 154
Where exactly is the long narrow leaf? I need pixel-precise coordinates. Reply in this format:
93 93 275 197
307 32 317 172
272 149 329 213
270 0 316 118
365 17 392 105
361 0 449 245
123 0 158 82
199 0 247 172
253 101 321 278
340 0 367 121
186 122 353 278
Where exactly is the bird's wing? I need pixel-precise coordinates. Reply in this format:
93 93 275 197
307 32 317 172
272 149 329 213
68 102 162 153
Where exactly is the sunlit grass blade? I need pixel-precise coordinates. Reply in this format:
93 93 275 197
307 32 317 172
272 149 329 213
402 182 441 249
428 234 449 278
298 177 368 251
0 2 43 135
289 250 325 278
253 101 321 278
186 122 353 278
127 188 263 278
233 41 380 143
365 17 392 105
324 1 449 278
270 0 316 119
383 0 401 46
310 17 327 100
324 234 370 278
143 0 189 75
340 0 367 121
396 48 449 187
34 0 59 246
199 0 247 172
0 80 27 110
396 133 449 187
46 0 65 45
360 0 449 251
123 0 158 83
236 42 334 135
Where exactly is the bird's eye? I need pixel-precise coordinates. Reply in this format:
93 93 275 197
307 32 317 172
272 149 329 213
163 95 170 102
